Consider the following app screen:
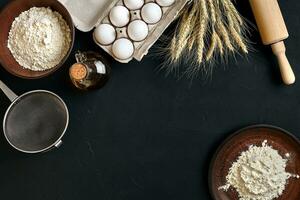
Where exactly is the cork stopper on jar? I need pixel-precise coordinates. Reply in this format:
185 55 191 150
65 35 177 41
70 63 87 80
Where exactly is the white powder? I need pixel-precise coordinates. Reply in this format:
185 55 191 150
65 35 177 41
8 7 71 71
219 140 299 200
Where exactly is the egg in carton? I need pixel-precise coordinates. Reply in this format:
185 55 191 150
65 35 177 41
58 0 189 63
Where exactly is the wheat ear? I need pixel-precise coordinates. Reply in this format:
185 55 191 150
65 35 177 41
230 26 248 53
224 0 243 25
221 0 248 53
170 34 178 61
216 33 224 55
174 6 198 61
206 32 218 61
196 0 209 63
214 0 234 52
187 7 199 51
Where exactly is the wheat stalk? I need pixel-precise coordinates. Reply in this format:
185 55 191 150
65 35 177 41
230 26 248 53
208 0 216 23
167 0 249 76
196 0 209 63
172 6 198 61
172 11 189 61
224 3 242 33
216 20 234 51
221 0 248 53
206 32 218 61
187 35 195 51
216 33 224 55
187 7 200 51
170 34 178 61
224 0 243 25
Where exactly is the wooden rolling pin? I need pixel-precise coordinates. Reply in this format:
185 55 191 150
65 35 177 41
249 0 295 85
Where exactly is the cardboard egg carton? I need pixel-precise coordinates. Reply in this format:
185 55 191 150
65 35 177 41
58 0 189 63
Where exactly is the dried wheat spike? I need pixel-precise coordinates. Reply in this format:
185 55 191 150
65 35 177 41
196 0 209 63
170 34 178 61
215 4 235 52
220 0 248 53
230 26 248 53
216 33 224 55
208 0 216 24
173 6 197 61
206 32 218 61
224 0 243 25
166 0 249 76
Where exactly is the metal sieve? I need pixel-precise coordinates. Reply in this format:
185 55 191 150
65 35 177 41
0 80 69 153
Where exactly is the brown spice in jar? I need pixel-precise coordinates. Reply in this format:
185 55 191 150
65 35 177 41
69 63 87 80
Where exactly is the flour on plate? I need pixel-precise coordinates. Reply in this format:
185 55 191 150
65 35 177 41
8 7 71 71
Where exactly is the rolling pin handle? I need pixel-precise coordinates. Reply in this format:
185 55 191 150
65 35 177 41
271 41 295 85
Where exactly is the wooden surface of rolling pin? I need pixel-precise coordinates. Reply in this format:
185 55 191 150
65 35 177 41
250 0 295 85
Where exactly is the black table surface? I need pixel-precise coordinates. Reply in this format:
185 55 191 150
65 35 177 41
1 0 300 199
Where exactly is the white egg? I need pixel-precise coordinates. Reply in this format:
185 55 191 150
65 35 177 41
109 6 130 27
127 20 149 41
123 0 144 10
94 24 116 45
156 0 175 7
112 38 134 60
141 3 162 24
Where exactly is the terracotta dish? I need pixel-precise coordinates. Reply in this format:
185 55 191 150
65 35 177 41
209 125 300 200
0 0 75 79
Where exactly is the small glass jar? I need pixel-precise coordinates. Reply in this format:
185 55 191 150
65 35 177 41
69 51 111 90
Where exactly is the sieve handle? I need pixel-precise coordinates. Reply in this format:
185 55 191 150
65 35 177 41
0 80 18 102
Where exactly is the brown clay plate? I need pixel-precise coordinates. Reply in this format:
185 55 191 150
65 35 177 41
0 0 75 79
209 125 300 200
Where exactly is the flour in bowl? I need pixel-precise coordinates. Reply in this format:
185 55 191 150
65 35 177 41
7 7 71 71
219 140 299 200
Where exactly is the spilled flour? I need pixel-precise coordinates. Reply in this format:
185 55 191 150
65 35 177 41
219 140 299 200
8 7 71 71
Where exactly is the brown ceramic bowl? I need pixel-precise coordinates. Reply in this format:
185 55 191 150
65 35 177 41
0 0 75 79
209 125 300 200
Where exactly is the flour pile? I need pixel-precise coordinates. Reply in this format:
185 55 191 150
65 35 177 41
8 7 71 71
219 140 299 200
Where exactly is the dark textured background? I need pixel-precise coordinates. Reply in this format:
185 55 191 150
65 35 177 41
0 0 300 199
